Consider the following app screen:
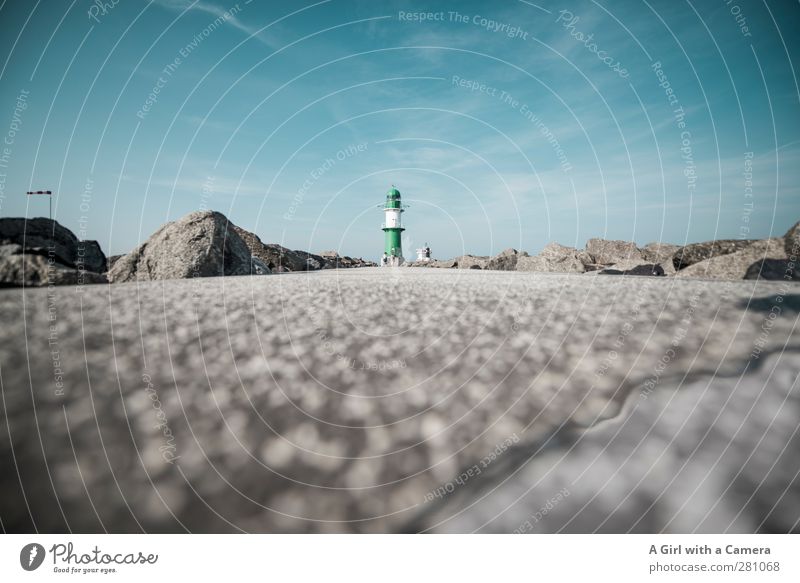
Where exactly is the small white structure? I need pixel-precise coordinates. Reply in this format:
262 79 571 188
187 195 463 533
381 253 402 267
415 243 432 263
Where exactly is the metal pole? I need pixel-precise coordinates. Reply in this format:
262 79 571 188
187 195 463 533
26 191 53 220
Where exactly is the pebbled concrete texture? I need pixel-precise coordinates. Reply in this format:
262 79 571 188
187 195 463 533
0 268 798 532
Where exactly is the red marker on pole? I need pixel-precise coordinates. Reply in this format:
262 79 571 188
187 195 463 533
26 190 53 220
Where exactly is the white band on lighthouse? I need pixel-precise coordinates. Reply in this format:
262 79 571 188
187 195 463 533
385 209 401 228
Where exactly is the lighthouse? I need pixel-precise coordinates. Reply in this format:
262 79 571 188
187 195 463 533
381 186 405 266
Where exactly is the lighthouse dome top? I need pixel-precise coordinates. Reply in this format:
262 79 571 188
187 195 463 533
387 186 401 199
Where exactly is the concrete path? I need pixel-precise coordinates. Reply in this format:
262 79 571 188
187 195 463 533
1 268 798 532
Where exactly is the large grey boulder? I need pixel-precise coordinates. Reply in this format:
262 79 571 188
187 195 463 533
517 242 585 273
676 238 785 280
456 255 489 269
744 258 798 281
640 242 679 273
0 245 107 287
109 211 267 283
640 241 679 264
0 217 106 273
485 248 519 271
785 221 800 260
585 238 642 265
672 239 754 270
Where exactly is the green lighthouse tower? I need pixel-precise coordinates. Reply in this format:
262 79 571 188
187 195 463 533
382 186 405 266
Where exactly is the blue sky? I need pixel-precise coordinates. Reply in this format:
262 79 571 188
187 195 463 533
0 0 798 259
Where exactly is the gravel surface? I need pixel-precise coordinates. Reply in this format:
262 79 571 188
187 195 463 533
1 268 798 532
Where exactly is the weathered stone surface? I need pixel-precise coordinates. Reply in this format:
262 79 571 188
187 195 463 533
600 262 665 276
0 217 106 273
641 242 679 265
109 211 266 282
455 255 489 269
485 248 518 271
2 269 797 533
232 225 285 271
744 258 798 281
317 251 376 269
233 226 374 271
250 257 271 275
107 255 123 270
78 240 107 273
676 238 786 280
673 239 755 270
429 258 457 268
577 250 594 266
0 249 107 287
585 238 642 265
517 243 585 273
0 243 24 257
410 351 800 533
784 221 800 259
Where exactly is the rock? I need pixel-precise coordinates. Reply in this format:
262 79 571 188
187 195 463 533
581 264 604 272
302 252 326 270
485 248 518 271
107 255 123 270
585 238 642 265
0 249 107 287
250 257 271 275
318 250 339 269
673 239 754 270
744 258 798 281
455 255 489 270
429 259 456 269
109 211 267 283
0 243 24 257
233 226 375 271
676 238 785 280
597 258 666 276
641 242 679 265
0 217 106 273
0 218 108 287
626 264 665 276
577 250 594 266
517 242 585 273
784 221 800 260
77 240 107 273
234 226 331 272
318 252 376 269
600 263 665 276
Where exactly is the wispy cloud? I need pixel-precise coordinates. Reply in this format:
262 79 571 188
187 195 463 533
152 0 279 48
